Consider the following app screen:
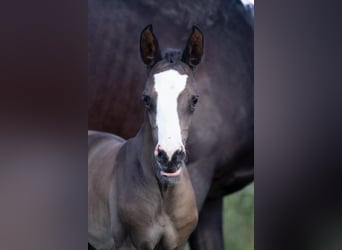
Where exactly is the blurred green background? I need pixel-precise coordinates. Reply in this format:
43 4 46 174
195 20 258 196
186 183 254 250
223 183 254 250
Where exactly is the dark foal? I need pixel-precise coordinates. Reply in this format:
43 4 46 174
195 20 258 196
88 25 204 250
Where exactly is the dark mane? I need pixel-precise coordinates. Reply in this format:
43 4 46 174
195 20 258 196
163 48 182 64
151 58 193 77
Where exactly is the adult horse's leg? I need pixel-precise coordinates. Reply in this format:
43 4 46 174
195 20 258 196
88 243 96 250
189 198 224 250
188 160 253 250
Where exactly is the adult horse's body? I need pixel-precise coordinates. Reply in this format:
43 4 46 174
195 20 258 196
88 26 203 250
88 1 253 249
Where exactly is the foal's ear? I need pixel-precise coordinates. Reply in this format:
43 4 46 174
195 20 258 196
140 24 162 66
182 26 204 69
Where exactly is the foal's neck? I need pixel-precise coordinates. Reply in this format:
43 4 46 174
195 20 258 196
137 115 155 166
131 115 158 182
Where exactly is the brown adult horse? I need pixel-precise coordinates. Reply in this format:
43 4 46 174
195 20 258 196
88 26 203 249
88 1 253 249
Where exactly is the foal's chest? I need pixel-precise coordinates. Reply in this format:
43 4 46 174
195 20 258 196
157 212 198 249
116 174 198 249
120 207 198 250
134 212 197 250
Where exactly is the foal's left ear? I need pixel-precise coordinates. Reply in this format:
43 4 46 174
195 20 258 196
182 26 204 69
140 24 162 66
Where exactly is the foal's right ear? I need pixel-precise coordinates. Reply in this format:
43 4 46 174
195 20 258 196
140 24 162 66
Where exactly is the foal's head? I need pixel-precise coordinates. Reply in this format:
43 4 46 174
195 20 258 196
139 25 204 183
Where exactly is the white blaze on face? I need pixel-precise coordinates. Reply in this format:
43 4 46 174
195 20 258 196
154 69 187 160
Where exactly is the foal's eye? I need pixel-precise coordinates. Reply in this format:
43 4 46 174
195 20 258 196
191 95 199 109
142 94 152 109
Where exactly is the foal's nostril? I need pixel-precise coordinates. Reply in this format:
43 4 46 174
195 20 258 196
171 150 186 163
157 150 169 164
